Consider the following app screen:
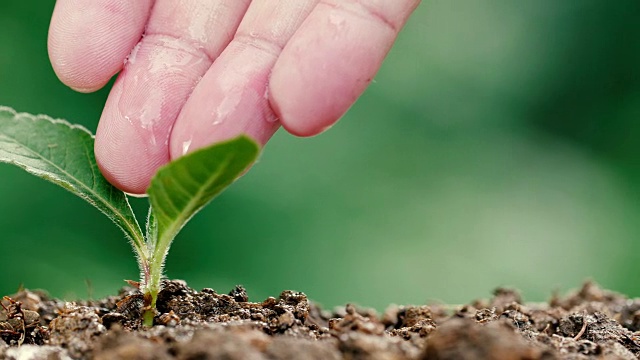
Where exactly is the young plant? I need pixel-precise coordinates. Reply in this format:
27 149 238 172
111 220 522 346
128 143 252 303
0 106 260 326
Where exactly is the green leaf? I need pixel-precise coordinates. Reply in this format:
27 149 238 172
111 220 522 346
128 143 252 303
145 136 260 291
0 106 146 257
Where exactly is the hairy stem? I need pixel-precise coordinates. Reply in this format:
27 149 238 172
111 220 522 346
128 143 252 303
141 290 157 327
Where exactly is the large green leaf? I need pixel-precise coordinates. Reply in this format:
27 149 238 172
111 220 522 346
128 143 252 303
145 136 260 290
0 106 145 255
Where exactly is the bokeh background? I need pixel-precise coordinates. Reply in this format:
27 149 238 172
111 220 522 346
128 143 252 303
1 1 639 310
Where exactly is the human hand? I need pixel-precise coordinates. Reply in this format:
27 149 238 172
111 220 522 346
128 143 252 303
48 0 420 194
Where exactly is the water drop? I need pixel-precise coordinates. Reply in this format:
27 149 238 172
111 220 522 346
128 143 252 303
127 43 141 65
182 138 192 155
329 12 347 28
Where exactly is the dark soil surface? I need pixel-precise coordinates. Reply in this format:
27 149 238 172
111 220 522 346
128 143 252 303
1 281 639 359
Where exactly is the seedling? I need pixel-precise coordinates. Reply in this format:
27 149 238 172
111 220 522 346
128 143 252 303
0 106 260 326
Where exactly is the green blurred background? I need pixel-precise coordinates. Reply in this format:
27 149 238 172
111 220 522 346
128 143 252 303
1 1 639 310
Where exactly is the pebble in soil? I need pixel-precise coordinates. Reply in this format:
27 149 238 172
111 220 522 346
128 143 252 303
0 280 639 359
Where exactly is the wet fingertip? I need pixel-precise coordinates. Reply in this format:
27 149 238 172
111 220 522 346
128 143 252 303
279 115 329 138
268 82 331 138
99 166 150 196
168 124 191 160
96 162 148 196
94 140 152 196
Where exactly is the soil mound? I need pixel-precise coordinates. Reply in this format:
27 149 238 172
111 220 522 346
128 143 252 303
1 281 639 359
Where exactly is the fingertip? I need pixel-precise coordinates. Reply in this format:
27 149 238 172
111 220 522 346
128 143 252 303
267 42 367 138
95 154 149 195
95 32 216 195
95 132 159 195
47 35 110 92
69 85 108 94
169 40 281 161
94 114 157 196
270 0 418 137
95 143 151 196
169 69 280 160
48 0 153 91
268 85 337 137
94 75 168 195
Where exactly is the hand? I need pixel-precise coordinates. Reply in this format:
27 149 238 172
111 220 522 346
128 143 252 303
48 0 420 194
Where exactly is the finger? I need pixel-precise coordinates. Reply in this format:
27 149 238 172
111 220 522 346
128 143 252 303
48 0 154 92
169 0 318 159
269 0 421 136
95 0 251 194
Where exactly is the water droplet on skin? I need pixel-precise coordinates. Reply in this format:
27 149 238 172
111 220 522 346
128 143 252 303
125 43 142 65
262 86 280 123
148 133 157 146
329 12 347 28
146 37 206 74
186 3 218 45
182 138 192 155
263 88 278 123
119 86 163 149
213 89 242 126
328 11 347 39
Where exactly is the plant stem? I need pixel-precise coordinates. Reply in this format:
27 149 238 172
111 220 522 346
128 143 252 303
142 310 154 327
140 258 160 327
141 289 157 327
140 230 175 326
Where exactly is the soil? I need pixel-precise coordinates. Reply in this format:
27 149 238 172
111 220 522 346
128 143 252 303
0 281 639 359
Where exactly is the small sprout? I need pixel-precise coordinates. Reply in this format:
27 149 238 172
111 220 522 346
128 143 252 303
0 106 260 326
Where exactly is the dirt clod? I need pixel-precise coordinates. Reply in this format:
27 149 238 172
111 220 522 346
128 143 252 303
423 318 551 360
1 280 639 359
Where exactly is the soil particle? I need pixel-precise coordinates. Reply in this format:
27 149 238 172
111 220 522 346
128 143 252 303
173 329 269 360
1 344 73 360
423 318 552 360
1 280 640 359
93 326 172 360
48 304 106 358
0 296 48 346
